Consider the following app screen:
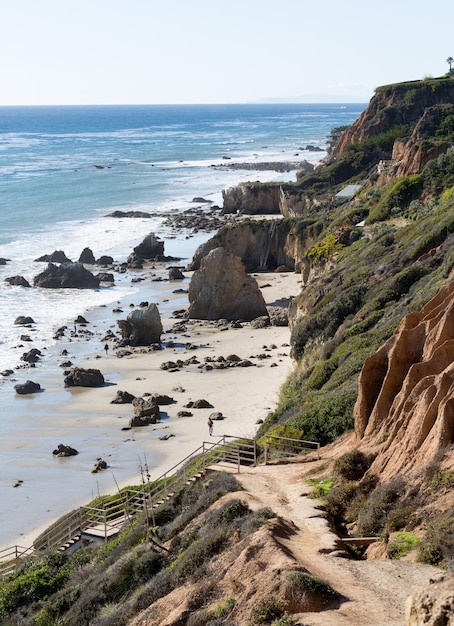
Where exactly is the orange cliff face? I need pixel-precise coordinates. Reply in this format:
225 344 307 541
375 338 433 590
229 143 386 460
354 280 454 480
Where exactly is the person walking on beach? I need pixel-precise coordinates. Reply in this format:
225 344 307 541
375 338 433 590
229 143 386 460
104 343 109 355
208 417 214 436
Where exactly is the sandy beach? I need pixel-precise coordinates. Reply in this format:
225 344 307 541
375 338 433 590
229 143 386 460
0 255 301 552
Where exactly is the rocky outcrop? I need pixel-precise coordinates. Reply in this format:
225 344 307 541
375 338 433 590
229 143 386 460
187 247 269 321
106 210 152 218
34 250 72 263
5 276 32 287
333 78 454 157
64 367 105 388
405 574 454 626
132 232 164 260
117 303 163 346
377 105 453 182
222 183 281 214
354 280 454 478
33 263 100 289
78 247 96 264
188 219 319 272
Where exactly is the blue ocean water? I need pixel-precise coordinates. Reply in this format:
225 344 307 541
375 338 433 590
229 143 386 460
0 103 365 374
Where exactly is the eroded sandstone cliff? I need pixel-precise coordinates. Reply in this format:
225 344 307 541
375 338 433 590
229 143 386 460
354 279 454 479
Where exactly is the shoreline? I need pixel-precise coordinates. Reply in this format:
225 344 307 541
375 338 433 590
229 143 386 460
0 226 301 552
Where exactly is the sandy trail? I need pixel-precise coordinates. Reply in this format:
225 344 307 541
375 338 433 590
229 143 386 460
233 461 440 626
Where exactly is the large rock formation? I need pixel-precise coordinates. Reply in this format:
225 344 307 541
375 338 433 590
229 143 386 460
188 219 320 272
222 183 281 214
187 247 269 321
33 263 100 289
117 303 163 346
354 280 454 478
222 181 320 217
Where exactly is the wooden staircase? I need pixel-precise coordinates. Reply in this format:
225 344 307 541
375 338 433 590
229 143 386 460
0 434 261 575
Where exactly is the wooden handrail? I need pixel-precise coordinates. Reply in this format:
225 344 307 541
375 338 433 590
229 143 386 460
1 432 305 575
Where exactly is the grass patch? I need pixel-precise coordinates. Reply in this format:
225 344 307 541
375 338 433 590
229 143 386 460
307 477 335 499
387 532 420 559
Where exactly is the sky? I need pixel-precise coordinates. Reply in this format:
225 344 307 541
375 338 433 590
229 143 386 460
1 0 453 106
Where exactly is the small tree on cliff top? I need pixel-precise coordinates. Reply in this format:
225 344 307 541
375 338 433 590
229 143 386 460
447 56 454 74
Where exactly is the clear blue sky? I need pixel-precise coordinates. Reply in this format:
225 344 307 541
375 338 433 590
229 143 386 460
2 0 453 105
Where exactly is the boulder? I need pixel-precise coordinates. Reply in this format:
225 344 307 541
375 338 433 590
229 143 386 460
169 267 185 280
129 414 159 427
0 258 10 265
34 250 72 263
267 306 289 326
117 303 163 346
33 263 100 289
78 247 96 264
187 247 269 322
96 255 114 266
96 272 115 282
151 393 174 405
185 399 213 408
5 276 31 288
132 396 160 418
64 367 105 387
92 458 108 473
52 444 78 457
21 348 42 363
14 316 35 325
14 380 41 395
126 253 143 269
111 390 136 404
132 232 165 260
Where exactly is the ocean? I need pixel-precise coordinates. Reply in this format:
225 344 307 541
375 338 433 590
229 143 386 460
0 103 365 547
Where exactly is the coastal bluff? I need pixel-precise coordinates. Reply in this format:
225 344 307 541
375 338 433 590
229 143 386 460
354 279 454 481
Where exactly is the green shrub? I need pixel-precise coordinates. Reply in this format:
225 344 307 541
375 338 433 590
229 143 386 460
418 510 454 566
430 470 454 491
357 477 407 536
324 481 359 521
334 450 373 481
307 477 335 500
307 357 339 390
0 554 71 619
387 532 419 559
286 570 337 599
250 596 285 624
292 390 357 446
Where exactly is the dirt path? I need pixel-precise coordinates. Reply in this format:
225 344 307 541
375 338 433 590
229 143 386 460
233 462 441 626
